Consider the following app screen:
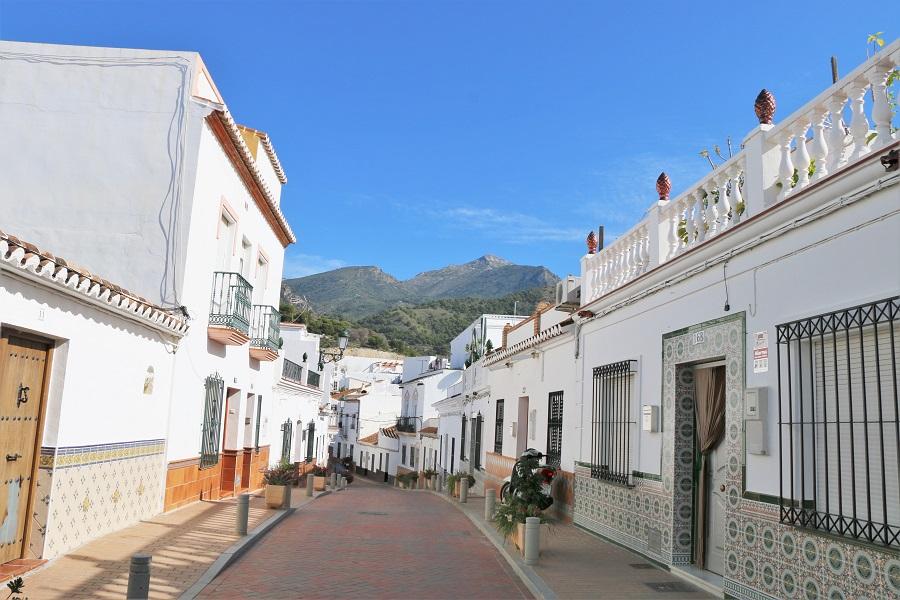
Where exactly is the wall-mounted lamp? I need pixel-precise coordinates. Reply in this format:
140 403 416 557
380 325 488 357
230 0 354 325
882 149 899 172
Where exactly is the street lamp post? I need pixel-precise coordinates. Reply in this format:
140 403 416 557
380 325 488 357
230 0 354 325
318 329 349 371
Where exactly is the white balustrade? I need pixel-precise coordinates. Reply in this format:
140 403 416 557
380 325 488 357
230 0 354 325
580 39 898 308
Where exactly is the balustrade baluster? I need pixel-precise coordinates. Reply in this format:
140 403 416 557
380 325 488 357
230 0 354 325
825 95 847 174
685 195 697 249
596 256 606 297
630 233 640 279
620 241 631 286
846 80 871 161
716 174 731 233
693 191 706 243
703 183 717 238
793 120 811 189
777 132 795 202
639 226 650 274
808 109 829 181
867 64 895 148
666 203 679 259
730 167 744 225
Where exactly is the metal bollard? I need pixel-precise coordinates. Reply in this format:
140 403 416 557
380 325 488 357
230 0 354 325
282 484 292 509
524 517 540 565
459 476 469 503
485 488 496 520
306 473 314 497
126 554 151 600
235 493 249 535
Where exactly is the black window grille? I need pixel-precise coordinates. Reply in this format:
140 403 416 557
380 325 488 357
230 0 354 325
200 374 224 469
451 438 455 473
473 413 483 469
461 415 467 460
546 391 564 468
254 395 263 451
777 296 899 548
280 419 293 463
306 422 315 461
402 444 407 464
494 400 504 453
591 360 637 485
379 453 383 471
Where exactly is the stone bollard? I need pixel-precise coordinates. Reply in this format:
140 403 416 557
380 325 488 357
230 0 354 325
282 484 292 509
339 475 345 490
126 554 151 600
330 472 337 489
235 493 249 535
460 476 469 503
524 517 540 565
306 473 314 497
485 488 496 521
434 477 441 493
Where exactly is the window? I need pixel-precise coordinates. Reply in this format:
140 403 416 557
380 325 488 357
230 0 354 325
402 445 407 465
216 211 236 270
546 391 564 468
461 415 467 460
591 360 637 485
473 413 483 470
200 374 225 469
776 297 899 547
239 238 252 279
379 453 383 471
494 400 504 454
280 419 293 463
306 422 315 461
337 442 341 458
350 444 354 461
254 255 269 303
254 395 263 451
351 414 356 430
451 438 456 473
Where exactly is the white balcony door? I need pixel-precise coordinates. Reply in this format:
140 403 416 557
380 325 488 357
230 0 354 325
239 238 252 280
217 213 236 271
255 256 269 304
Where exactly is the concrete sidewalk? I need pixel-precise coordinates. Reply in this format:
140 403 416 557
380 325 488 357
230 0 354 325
425 488 713 600
13 486 320 599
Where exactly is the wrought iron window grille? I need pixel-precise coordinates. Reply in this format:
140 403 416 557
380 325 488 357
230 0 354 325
494 399 504 454
200 373 225 470
546 391 564 468
777 296 899 548
591 359 637 486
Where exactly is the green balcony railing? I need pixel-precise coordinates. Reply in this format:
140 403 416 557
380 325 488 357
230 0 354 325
250 304 281 350
209 272 252 334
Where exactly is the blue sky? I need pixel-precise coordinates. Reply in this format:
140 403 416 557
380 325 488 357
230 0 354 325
2 1 896 279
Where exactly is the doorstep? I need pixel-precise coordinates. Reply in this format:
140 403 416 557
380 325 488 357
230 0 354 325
0 559 47 580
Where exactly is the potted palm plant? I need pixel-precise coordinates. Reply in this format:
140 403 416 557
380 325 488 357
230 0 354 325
263 461 294 508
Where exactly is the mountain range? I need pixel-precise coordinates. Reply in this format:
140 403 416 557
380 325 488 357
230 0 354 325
282 255 559 319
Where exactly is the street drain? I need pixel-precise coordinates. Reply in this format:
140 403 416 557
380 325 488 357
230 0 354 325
357 511 389 516
644 582 696 593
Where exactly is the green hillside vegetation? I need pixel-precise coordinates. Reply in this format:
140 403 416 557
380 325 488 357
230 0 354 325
281 285 554 356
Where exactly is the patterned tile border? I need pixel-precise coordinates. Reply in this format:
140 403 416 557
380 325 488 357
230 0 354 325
40 439 166 469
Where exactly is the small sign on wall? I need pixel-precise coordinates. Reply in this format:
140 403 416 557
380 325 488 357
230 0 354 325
692 330 705 345
753 331 769 373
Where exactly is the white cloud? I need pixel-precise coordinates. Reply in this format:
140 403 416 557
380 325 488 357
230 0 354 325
283 252 347 278
442 207 585 245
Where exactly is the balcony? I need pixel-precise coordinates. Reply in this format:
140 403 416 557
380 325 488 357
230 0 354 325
396 416 418 434
250 305 281 361
282 358 303 383
307 369 321 388
208 271 252 345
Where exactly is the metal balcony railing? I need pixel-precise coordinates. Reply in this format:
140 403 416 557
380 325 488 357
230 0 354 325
283 358 303 383
209 272 252 334
250 305 281 350
396 416 418 433
307 369 321 388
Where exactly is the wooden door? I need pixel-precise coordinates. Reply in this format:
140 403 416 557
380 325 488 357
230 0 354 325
0 334 51 564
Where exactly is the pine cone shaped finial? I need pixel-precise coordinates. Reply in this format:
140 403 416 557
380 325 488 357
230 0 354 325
656 172 672 200
586 231 598 254
755 89 776 125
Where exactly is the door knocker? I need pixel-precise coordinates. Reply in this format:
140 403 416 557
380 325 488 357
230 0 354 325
17 384 29 407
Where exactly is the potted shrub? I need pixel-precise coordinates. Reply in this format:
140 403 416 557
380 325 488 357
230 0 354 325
263 461 294 508
445 472 459 496
492 452 552 555
423 469 437 490
311 465 328 491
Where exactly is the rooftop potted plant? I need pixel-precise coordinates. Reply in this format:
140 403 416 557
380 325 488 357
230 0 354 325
263 461 294 508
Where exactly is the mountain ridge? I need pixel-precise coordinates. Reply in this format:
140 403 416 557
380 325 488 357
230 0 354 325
283 255 559 319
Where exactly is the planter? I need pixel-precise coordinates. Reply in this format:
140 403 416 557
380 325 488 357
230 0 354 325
265 484 286 508
511 521 548 556
313 476 326 491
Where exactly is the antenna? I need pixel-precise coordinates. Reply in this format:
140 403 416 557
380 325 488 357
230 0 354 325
831 56 839 84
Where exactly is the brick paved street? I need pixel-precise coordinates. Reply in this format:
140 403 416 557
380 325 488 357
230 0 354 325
199 480 533 599
19 489 312 599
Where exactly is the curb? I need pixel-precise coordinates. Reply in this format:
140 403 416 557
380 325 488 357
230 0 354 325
179 490 331 599
429 491 557 600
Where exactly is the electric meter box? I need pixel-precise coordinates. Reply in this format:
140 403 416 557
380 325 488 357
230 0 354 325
745 387 768 455
641 405 660 432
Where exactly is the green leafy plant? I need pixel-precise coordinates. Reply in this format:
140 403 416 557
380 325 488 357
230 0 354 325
445 472 460 491
492 453 550 539
423 469 437 479
263 461 295 486
6 577 25 598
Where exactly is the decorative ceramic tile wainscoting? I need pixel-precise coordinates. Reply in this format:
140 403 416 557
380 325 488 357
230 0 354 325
38 440 167 559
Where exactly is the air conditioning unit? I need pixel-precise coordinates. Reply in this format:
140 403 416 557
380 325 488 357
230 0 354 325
555 276 582 305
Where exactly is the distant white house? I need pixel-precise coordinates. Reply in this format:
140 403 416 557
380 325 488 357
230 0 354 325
449 314 527 369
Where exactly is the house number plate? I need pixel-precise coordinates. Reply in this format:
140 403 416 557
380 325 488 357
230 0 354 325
692 330 705 345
